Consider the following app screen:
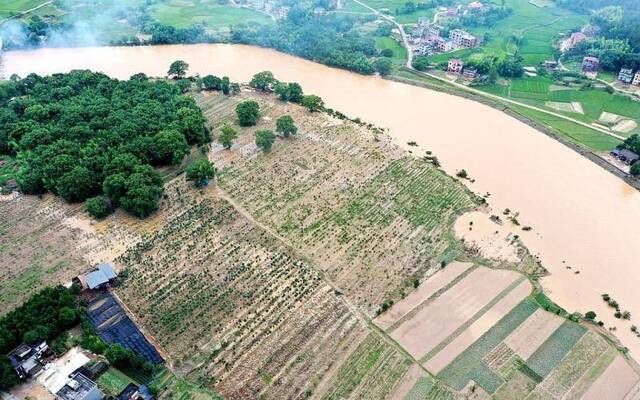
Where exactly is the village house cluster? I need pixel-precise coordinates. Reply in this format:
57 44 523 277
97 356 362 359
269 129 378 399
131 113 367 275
446 58 478 81
616 68 640 86
5 263 159 400
409 1 483 58
409 21 479 57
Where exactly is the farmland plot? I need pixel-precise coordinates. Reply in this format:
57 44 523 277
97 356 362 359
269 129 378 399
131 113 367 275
209 91 477 315
114 175 413 399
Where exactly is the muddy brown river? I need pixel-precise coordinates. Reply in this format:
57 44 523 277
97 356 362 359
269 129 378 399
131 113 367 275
3 43 640 355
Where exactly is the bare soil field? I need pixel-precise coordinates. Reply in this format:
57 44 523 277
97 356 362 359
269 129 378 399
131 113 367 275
389 267 522 359
580 355 640 400
503 308 565 360
0 194 91 309
374 261 474 330
424 278 532 374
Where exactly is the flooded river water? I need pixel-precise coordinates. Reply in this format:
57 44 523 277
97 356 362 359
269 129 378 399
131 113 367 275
3 43 640 355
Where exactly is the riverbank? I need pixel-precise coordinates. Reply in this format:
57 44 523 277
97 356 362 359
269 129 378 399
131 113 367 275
386 70 640 192
2 43 640 359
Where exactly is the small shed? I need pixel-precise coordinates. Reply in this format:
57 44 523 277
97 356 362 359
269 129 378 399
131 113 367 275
85 263 118 290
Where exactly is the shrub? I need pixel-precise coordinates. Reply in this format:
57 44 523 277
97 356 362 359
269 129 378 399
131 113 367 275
255 130 276 152
85 196 114 219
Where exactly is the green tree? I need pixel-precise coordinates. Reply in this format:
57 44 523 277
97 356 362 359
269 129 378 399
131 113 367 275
202 75 222 90
119 166 164 218
57 166 97 202
103 173 127 206
631 162 640 177
302 95 324 112
152 129 189 165
186 158 216 187
286 83 304 103
85 196 113 219
236 100 261 126
585 311 597 320
0 359 19 390
219 124 238 149
276 115 297 137
255 130 276 152
374 58 392 76
250 71 276 91
175 107 209 145
230 83 241 95
221 76 230 95
168 60 189 79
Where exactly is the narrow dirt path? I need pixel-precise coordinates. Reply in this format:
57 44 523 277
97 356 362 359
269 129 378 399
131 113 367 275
214 186 434 374
0 1 53 25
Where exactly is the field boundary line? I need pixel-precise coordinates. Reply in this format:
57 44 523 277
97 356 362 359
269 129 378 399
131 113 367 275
419 275 528 363
386 264 478 333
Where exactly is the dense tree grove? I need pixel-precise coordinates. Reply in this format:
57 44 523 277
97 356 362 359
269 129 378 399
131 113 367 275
231 11 378 74
0 70 209 217
0 285 80 390
620 134 640 155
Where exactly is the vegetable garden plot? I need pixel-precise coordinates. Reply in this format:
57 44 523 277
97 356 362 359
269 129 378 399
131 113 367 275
525 320 586 379
320 333 411 400
436 298 538 393
503 308 565 360
115 189 372 399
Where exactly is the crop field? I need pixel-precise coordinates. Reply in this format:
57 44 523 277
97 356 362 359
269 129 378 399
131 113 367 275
97 367 138 396
209 91 477 314
0 195 91 309
149 0 273 29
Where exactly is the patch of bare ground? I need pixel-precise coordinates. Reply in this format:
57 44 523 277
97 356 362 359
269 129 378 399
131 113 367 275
0 194 90 309
205 91 477 315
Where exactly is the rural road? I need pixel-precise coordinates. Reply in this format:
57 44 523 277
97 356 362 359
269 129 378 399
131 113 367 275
0 1 53 25
352 0 625 141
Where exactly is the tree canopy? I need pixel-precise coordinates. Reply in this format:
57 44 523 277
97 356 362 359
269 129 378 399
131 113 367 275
186 158 216 187
250 71 276 92
168 60 189 79
276 115 298 137
255 130 276 152
302 95 324 112
219 124 238 149
0 70 209 217
236 100 261 126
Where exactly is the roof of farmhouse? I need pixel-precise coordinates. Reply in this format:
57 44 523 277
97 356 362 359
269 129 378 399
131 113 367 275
86 263 117 289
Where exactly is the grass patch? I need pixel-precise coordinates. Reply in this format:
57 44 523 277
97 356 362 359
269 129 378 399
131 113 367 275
150 0 273 29
375 36 408 65
98 367 138 396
